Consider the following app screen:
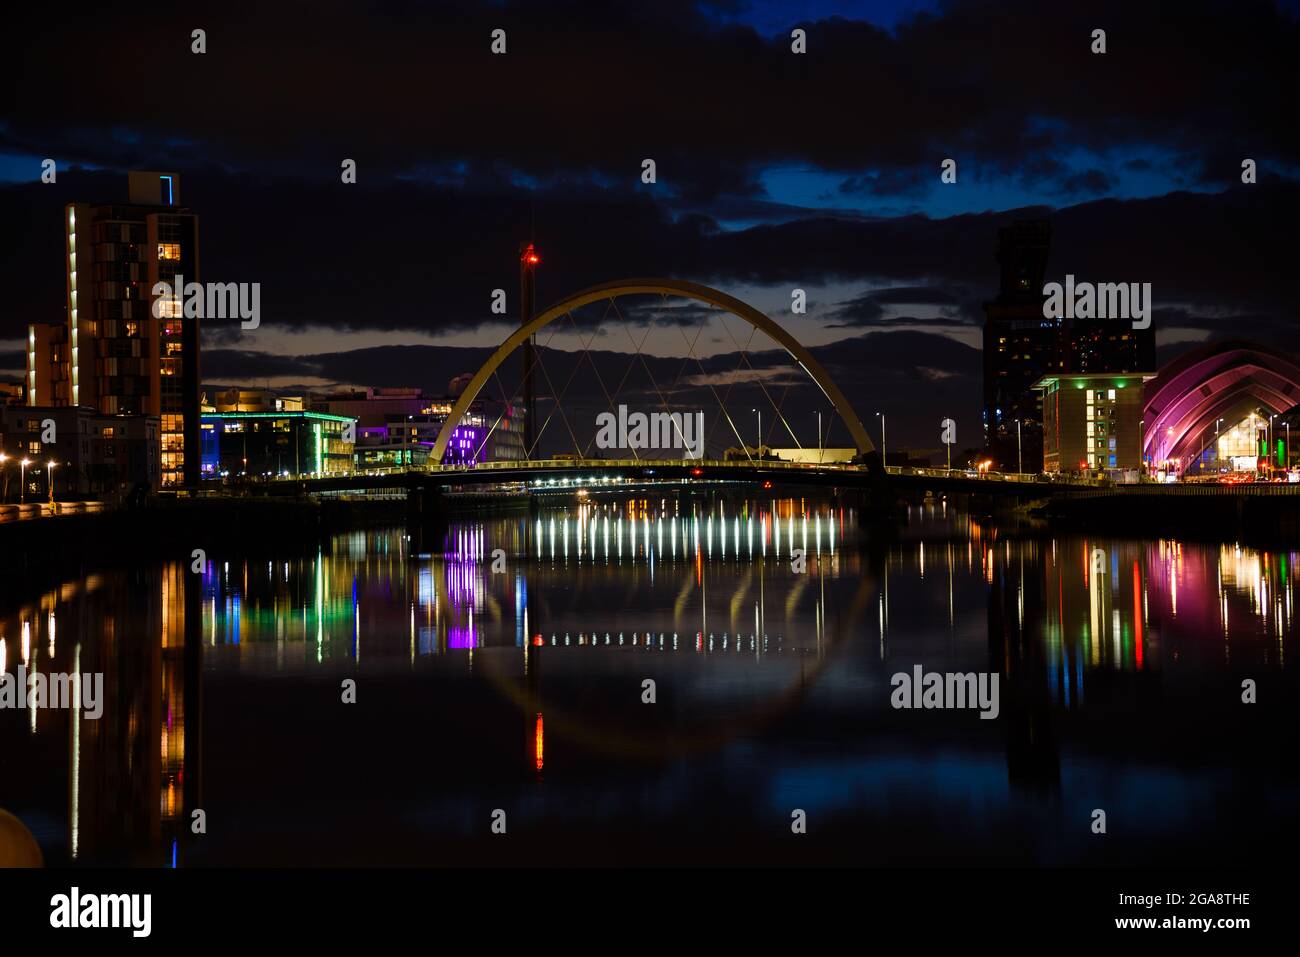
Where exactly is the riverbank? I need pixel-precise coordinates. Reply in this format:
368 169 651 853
1036 484 1300 546
0 496 405 597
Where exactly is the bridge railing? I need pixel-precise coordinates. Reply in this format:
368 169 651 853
254 457 1117 489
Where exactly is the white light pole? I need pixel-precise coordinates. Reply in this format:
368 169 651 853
1016 420 1023 474
46 460 56 503
751 408 761 456
876 411 886 466
20 458 31 505
816 411 823 462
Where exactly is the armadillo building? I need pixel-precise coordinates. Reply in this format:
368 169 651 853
1142 341 1300 476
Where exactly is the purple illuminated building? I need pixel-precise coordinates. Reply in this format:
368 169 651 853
1143 341 1300 475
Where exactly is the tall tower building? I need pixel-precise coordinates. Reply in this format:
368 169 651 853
60 171 201 486
981 220 1060 470
1062 305 1156 375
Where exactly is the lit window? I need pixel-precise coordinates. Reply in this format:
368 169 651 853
158 243 181 260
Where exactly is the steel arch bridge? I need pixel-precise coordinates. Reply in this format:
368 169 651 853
429 278 875 465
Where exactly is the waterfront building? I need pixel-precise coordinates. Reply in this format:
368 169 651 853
200 411 356 478
311 384 525 468
1035 372 1152 475
981 221 1060 471
983 221 1156 471
1142 341 1300 477
0 404 160 498
28 172 202 486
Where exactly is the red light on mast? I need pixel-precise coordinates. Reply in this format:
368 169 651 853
522 243 540 266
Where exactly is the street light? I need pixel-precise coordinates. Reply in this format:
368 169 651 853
1016 420 1023 475
751 408 761 456
0 452 6 503
20 458 31 505
46 460 57 503
815 410 822 462
876 411 886 467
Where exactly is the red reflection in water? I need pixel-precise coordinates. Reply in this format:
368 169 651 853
534 713 544 771
1133 561 1144 670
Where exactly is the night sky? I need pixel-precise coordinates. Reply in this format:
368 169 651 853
3 0 1298 453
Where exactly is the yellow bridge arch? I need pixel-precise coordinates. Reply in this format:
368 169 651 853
430 278 874 463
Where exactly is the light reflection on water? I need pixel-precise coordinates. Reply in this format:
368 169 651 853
1 496 1295 866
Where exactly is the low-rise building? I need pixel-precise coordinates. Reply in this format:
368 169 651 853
0 405 160 499
1035 372 1153 474
200 410 356 478
310 385 525 469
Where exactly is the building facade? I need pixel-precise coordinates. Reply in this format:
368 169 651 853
1036 374 1149 474
1142 341 1300 476
26 172 202 487
983 221 1157 472
311 386 525 469
200 411 356 478
0 405 160 499
982 221 1060 471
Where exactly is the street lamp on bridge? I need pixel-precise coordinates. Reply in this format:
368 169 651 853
876 412 886 467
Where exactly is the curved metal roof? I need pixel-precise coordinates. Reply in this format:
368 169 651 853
1143 340 1300 471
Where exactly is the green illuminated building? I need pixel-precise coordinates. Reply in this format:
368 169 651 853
200 411 356 478
1034 373 1153 474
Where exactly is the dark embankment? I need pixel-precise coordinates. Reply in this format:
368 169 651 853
1041 485 1300 546
0 497 407 603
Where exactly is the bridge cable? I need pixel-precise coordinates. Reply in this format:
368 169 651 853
606 296 700 457
667 305 753 460
712 306 805 451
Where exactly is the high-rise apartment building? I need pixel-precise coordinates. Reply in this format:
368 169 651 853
982 221 1060 470
38 171 202 486
982 220 1157 472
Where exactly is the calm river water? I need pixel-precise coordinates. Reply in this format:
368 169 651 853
1 494 1295 866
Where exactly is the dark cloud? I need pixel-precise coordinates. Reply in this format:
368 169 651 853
1058 169 1115 196
5 1 1297 194
4 169 1297 356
